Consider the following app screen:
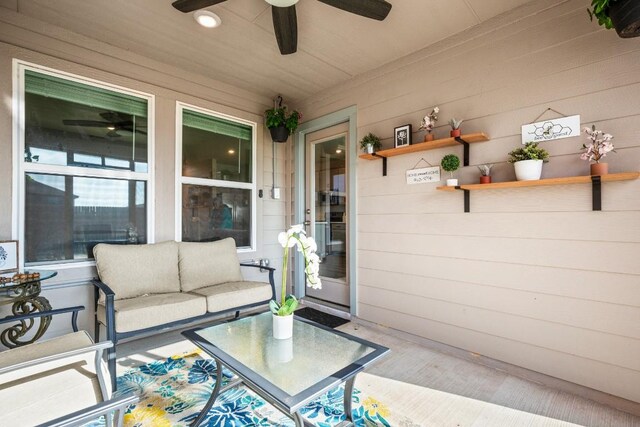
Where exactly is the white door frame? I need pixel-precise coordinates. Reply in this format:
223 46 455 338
293 106 358 316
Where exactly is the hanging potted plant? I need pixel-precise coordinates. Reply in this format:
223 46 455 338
441 154 461 186
508 142 549 181
270 224 321 340
588 0 640 38
265 104 301 143
359 132 382 154
581 125 615 175
477 164 493 184
449 118 463 138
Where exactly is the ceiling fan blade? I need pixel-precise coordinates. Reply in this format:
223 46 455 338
63 120 112 127
317 0 392 21
172 0 227 13
272 5 298 55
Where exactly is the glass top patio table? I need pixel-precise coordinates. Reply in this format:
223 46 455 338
182 311 389 422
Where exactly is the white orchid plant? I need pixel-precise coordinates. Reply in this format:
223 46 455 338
581 125 614 163
270 224 321 317
419 107 439 134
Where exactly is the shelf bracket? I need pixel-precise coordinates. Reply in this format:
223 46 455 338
455 186 471 213
372 153 387 176
455 137 470 166
591 175 602 211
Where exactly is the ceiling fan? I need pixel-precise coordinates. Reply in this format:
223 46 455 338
172 0 392 55
63 112 148 138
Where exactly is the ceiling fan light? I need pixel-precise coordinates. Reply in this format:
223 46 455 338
265 0 299 7
194 10 222 28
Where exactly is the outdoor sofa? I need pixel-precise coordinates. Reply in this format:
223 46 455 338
92 238 276 389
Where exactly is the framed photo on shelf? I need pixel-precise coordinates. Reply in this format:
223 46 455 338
0 240 18 274
394 124 412 148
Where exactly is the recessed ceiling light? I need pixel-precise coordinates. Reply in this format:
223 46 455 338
228 149 235 154
194 10 222 28
107 126 116 131
265 0 299 6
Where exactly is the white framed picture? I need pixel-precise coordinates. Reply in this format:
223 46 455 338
0 241 19 274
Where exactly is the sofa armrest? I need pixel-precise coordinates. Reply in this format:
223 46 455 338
91 278 117 345
240 263 276 301
38 392 138 427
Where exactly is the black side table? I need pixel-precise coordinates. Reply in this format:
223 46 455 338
0 270 57 348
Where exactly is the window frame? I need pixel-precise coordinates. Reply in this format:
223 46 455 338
175 102 257 252
12 60 156 269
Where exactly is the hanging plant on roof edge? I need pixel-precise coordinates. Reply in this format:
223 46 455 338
588 0 640 38
265 96 302 143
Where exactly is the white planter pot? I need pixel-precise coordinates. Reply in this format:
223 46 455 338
366 143 374 154
272 313 293 340
446 178 458 186
514 159 543 181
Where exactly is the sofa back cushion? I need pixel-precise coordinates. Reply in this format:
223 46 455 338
94 241 180 301
178 238 243 292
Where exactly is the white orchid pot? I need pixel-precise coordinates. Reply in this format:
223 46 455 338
514 159 543 181
446 178 458 186
272 313 293 340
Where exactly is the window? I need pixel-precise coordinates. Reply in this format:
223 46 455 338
177 104 256 250
17 64 153 266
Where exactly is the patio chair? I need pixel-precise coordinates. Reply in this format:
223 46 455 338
0 312 137 426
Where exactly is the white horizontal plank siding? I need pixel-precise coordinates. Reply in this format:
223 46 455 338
300 0 640 403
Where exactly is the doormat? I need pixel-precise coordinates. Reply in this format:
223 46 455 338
295 307 350 329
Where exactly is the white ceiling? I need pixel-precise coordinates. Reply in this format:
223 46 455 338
10 0 536 102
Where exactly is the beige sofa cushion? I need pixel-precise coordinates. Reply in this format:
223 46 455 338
0 331 102 426
190 281 273 313
94 241 180 301
178 239 243 292
97 293 207 333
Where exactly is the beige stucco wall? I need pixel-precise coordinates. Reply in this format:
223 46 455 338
0 8 288 343
298 0 640 403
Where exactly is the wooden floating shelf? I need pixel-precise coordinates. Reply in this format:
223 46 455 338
437 172 639 212
359 132 489 160
436 172 640 192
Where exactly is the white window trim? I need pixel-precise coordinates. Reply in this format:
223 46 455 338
174 102 257 253
12 59 156 269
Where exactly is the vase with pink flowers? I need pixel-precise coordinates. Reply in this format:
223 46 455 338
581 125 615 175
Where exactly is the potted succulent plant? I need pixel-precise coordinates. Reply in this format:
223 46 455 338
581 125 615 175
477 164 493 184
265 105 301 143
508 142 549 181
449 118 463 138
419 107 439 141
360 132 382 154
588 0 640 38
441 154 461 186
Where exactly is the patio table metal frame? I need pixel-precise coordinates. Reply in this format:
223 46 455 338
182 312 389 427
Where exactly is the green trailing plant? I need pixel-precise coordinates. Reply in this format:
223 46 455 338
477 164 493 176
588 0 615 29
264 106 302 134
359 132 382 152
441 154 461 178
448 118 463 130
508 142 550 163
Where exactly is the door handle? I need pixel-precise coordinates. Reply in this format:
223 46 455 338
303 220 311 226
